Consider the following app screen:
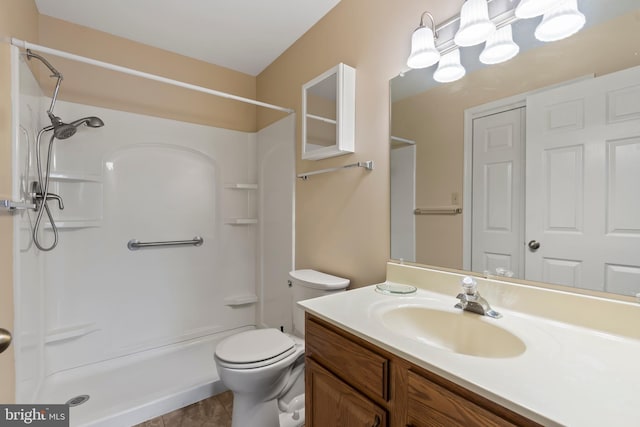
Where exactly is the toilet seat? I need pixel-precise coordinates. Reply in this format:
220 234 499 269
215 328 298 369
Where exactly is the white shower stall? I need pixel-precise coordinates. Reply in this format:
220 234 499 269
11 47 295 426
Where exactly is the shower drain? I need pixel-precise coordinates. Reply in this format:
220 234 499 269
66 395 90 407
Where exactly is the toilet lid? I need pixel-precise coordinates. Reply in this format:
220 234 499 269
215 329 295 365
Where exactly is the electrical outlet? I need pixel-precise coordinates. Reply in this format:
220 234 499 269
451 192 459 205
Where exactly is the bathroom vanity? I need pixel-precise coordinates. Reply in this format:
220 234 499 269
305 313 538 426
300 262 640 427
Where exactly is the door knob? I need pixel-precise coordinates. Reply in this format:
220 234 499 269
0 328 12 354
528 240 541 250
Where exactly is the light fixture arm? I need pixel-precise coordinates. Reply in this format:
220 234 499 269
418 11 438 40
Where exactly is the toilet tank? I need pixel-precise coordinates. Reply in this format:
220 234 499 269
289 269 349 337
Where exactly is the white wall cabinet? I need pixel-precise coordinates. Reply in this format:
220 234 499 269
302 63 355 160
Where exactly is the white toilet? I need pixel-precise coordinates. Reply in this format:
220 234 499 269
214 269 350 427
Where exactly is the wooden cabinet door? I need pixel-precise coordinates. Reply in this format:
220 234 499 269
406 371 517 427
306 357 387 427
305 315 389 401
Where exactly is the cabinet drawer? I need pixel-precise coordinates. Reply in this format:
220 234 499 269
305 315 388 401
407 371 517 427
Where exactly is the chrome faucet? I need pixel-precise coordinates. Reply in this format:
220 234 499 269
34 191 64 210
31 181 64 210
454 276 502 319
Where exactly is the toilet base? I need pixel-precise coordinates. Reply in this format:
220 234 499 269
231 392 280 427
229 393 305 427
279 406 305 427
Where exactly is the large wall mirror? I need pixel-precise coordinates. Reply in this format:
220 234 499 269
390 1 640 297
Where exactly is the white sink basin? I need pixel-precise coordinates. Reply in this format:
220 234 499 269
377 305 526 358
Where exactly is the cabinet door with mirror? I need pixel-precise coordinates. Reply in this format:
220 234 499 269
302 63 356 160
390 1 640 297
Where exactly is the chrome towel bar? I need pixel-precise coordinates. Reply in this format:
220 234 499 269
127 236 204 251
414 207 462 215
297 161 374 180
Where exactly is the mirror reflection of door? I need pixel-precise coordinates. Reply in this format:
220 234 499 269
471 65 640 294
525 65 640 294
471 107 525 278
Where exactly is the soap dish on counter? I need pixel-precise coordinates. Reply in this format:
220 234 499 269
375 282 417 295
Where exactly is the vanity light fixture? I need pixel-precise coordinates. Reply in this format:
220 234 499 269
433 49 466 83
404 0 587 84
479 24 519 65
534 0 586 42
515 0 557 19
454 0 496 47
407 12 440 69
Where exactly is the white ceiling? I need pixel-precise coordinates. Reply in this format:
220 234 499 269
35 0 342 76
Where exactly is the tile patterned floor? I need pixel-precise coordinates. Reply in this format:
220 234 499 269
134 391 233 427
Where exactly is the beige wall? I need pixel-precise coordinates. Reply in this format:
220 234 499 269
392 10 640 268
38 15 257 132
257 0 465 287
0 0 40 404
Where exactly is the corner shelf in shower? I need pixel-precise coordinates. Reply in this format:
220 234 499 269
43 219 102 229
45 322 100 344
48 172 102 183
224 294 259 306
224 218 258 225
224 183 258 190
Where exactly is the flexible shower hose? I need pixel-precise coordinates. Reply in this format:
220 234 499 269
32 129 60 251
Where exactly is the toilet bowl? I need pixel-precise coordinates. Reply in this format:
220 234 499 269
214 269 349 427
215 329 305 427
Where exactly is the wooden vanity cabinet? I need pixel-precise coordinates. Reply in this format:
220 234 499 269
305 313 389 426
305 313 542 427
406 370 518 427
307 358 387 426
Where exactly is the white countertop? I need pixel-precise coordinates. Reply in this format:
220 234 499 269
299 281 640 426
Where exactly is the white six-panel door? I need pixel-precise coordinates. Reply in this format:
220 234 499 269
471 108 525 277
525 65 640 294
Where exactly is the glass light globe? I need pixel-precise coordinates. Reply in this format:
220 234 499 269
407 26 441 69
535 0 586 42
434 49 466 83
480 25 520 65
454 0 496 47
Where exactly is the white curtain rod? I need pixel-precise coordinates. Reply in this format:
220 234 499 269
11 38 294 114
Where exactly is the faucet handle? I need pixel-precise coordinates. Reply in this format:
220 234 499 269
495 267 514 278
461 276 477 296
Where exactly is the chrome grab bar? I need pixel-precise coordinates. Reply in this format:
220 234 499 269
127 236 204 251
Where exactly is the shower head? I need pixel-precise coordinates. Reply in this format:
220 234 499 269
48 115 105 140
27 50 105 140
70 116 105 128
48 114 76 140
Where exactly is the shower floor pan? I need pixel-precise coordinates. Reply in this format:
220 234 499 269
35 327 253 427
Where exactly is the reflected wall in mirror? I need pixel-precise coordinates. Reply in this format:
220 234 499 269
302 63 356 160
390 1 640 296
